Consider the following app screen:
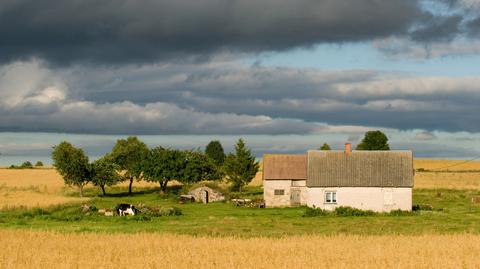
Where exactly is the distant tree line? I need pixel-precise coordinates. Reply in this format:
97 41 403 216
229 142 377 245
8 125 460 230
52 137 259 197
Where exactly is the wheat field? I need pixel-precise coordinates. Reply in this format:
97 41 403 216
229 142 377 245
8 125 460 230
0 230 478 269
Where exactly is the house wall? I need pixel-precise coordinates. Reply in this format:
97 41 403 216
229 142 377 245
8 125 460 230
306 187 412 212
263 180 307 207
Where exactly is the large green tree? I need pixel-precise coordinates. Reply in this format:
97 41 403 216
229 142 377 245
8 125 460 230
356 130 390 150
141 147 185 193
51 141 90 197
91 156 122 196
180 150 219 185
205 140 226 165
110 136 149 194
223 139 259 192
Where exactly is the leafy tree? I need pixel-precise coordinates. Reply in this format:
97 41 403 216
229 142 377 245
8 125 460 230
319 143 331 150
356 130 390 150
20 161 33 168
91 156 122 196
51 141 90 197
35 161 44 167
205 140 226 165
141 147 185 193
110 136 149 194
223 139 259 192
180 150 219 185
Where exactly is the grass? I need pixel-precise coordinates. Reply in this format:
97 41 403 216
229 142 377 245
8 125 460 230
1 186 480 236
1 231 480 269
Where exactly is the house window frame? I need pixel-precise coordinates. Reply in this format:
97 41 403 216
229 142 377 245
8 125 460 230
324 191 337 204
274 189 285 196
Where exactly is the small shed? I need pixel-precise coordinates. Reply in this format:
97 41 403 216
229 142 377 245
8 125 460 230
188 186 225 204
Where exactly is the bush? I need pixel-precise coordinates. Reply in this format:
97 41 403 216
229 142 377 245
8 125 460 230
412 204 434 211
334 206 376 216
303 207 330 217
35 161 44 167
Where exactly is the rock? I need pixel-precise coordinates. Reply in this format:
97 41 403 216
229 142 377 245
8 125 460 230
104 211 114 217
98 209 106 214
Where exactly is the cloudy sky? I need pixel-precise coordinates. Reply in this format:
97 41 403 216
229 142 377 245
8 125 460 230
1 0 480 163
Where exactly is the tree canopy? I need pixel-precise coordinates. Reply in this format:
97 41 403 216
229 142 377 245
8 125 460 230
141 147 186 192
91 156 122 195
356 130 390 150
223 139 259 192
319 143 331 150
110 136 149 194
180 150 219 185
205 140 226 165
51 141 90 197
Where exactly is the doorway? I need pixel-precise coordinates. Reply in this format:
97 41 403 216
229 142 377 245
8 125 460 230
203 190 209 203
291 189 301 206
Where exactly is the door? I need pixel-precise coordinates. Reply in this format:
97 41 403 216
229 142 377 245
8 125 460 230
291 189 301 206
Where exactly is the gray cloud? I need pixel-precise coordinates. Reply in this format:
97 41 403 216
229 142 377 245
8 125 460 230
414 131 437 141
0 0 428 65
1 60 480 134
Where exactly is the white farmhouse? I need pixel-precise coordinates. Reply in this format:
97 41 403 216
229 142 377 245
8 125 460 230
263 143 414 212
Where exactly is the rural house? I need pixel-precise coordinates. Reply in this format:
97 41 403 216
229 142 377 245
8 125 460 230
263 143 414 212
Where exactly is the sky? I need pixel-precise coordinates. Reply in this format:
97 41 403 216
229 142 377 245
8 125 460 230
1 0 480 164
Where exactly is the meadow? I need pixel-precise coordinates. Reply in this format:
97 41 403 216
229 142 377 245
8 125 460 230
0 159 479 268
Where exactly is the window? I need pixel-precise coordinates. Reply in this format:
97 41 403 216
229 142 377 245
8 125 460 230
274 189 285 195
325 191 337 203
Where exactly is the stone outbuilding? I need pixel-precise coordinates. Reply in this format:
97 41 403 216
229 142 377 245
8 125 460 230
188 186 225 203
263 143 414 212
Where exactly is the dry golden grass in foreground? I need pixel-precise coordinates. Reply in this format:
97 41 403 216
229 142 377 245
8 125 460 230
0 230 479 269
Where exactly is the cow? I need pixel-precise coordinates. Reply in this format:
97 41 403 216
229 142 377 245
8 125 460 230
116 204 137 216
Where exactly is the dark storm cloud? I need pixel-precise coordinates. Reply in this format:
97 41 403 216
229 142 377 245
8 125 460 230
0 0 424 65
467 17 480 37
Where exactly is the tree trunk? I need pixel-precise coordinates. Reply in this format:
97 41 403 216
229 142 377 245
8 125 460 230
79 185 84 198
128 178 133 195
100 185 106 196
160 181 168 193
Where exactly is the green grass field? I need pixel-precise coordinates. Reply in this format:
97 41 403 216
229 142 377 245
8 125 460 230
1 186 480 237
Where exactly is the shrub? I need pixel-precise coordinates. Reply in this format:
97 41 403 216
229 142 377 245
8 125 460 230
334 206 375 216
412 204 434 211
303 207 330 217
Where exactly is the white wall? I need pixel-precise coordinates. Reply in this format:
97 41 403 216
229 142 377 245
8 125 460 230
306 187 412 212
263 180 307 207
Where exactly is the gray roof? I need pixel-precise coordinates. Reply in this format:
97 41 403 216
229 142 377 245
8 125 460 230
307 150 414 187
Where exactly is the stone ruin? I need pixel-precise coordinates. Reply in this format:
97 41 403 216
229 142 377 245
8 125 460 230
188 186 225 204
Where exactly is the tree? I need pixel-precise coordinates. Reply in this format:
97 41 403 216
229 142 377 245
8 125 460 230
356 130 390 150
205 140 226 165
35 161 44 167
51 141 90 197
223 139 259 192
110 136 149 194
319 143 331 150
20 161 33 168
141 147 185 193
91 156 122 196
179 150 219 185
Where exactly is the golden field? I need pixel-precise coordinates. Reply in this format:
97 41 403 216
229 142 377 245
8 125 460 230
414 159 480 189
0 230 478 269
0 168 158 208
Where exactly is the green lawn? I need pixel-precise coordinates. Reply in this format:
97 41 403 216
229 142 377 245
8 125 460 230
1 187 479 237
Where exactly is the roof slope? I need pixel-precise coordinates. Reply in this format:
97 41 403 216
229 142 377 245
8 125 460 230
263 154 307 180
307 150 413 187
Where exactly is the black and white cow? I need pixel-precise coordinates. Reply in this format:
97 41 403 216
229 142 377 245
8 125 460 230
116 204 137 216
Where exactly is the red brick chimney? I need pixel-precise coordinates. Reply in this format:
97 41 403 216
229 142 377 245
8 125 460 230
345 143 351 153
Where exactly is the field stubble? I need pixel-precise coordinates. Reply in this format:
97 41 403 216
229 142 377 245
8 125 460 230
0 230 479 269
